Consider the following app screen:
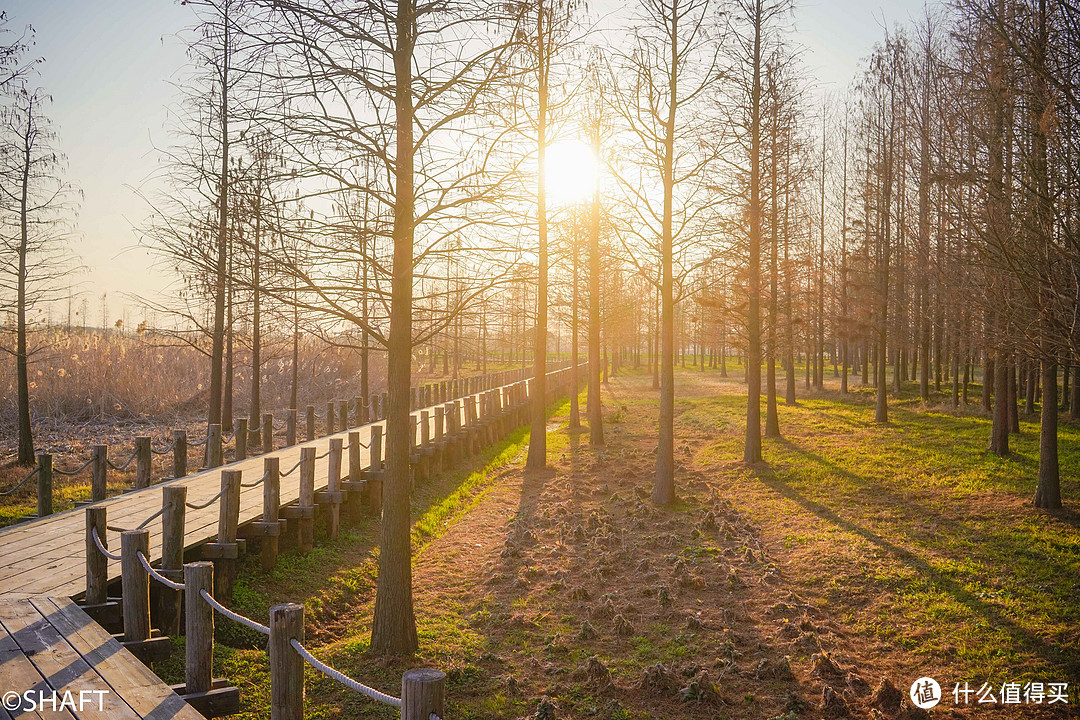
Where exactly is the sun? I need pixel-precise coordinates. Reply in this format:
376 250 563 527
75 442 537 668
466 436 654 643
544 139 598 206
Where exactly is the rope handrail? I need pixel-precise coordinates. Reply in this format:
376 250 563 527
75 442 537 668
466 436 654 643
314 449 332 460
186 487 226 510
221 428 237 444
53 457 95 476
199 589 270 635
240 471 269 488
289 638 402 707
1 466 38 496
151 439 178 455
137 506 166 529
137 551 185 591
107 449 139 471
188 430 213 447
279 457 304 477
273 418 288 430
91 527 122 561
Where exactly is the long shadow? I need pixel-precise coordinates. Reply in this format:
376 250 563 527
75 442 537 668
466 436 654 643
752 464 1080 675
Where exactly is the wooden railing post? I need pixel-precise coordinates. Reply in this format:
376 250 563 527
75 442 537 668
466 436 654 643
260 456 281 571
326 401 335 436
320 438 344 540
359 396 369 425
367 425 383 516
205 470 241 600
306 405 316 442
338 402 348 433
36 453 52 517
173 430 188 478
286 408 297 446
345 431 363 520
156 485 186 637
401 669 446 720
419 410 432 480
135 437 152 489
298 447 316 553
434 407 445 471
207 424 223 468
269 603 304 720
185 561 214 695
409 415 420 485
263 412 274 453
85 507 108 605
236 419 249 462
91 444 108 501
121 529 151 643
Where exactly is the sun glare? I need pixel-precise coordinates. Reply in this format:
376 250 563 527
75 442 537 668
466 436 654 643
544 139 598 206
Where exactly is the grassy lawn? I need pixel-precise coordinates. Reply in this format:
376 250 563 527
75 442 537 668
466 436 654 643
679 368 1080 682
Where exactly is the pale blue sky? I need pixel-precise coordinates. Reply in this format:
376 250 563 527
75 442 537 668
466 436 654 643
5 0 935 322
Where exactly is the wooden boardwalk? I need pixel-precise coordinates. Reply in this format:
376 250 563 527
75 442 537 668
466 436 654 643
0 596 203 719
0 379 505 600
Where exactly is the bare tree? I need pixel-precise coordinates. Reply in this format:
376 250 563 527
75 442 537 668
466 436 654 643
0 85 79 465
610 0 721 503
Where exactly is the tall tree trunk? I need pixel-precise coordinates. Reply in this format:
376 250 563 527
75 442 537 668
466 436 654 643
654 8 679 502
989 351 1009 455
15 111 33 466
249 198 261 448
371 0 418 655
765 90 780 438
588 129 605 446
527 1 550 470
208 3 230 434
569 231 581 429
1035 359 1061 507
744 0 764 462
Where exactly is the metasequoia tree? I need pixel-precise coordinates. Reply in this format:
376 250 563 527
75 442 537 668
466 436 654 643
504 0 581 470
0 85 79 465
250 0 515 654
723 0 794 459
141 0 262 437
610 0 721 503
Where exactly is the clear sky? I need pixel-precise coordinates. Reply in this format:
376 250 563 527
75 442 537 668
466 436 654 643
5 0 936 324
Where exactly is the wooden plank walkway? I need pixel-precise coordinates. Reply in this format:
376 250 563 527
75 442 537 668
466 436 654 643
0 391 479 600
0 596 203 719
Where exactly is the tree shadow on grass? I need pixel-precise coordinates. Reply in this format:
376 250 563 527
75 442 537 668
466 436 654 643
752 460 1080 676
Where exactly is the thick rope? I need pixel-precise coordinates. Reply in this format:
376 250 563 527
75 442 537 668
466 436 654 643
53 458 95 476
199 589 270 635
186 487 226 510
91 527 122 561
1 467 38 495
188 432 211 447
151 439 178 455
279 457 304 477
289 639 402 707
137 507 166 529
107 449 139 471
241 471 269 488
137 551 185 590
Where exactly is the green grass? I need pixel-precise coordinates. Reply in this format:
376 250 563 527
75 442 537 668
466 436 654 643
659 367 1080 681
154 399 574 719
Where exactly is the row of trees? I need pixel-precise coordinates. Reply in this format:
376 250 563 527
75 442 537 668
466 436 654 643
8 0 1078 657
147 0 1080 656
